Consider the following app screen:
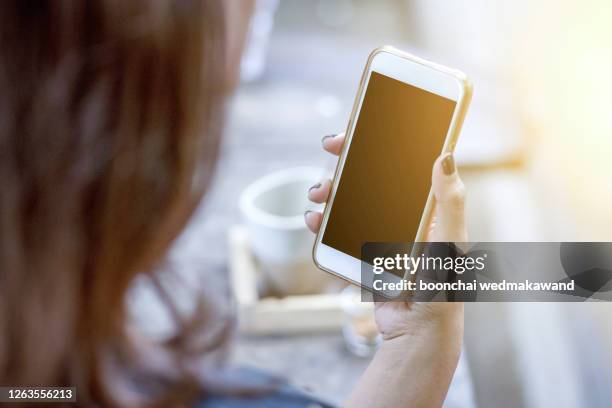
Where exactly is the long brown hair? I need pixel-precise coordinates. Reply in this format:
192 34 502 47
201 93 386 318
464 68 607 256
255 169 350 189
0 1 227 406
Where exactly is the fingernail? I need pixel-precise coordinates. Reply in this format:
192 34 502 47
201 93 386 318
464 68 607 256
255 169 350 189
308 182 322 193
304 210 314 222
442 153 456 175
321 134 337 144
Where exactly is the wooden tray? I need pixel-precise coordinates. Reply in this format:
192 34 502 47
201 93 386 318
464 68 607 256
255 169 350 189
228 226 345 335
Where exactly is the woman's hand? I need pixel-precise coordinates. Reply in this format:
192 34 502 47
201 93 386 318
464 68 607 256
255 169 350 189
306 133 466 407
305 132 467 339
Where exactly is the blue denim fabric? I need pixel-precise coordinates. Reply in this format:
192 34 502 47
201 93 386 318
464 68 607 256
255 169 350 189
195 367 335 408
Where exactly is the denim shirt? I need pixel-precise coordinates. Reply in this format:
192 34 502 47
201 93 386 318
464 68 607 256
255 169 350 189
195 367 336 408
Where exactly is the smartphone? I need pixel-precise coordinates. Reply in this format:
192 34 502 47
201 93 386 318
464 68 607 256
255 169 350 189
312 46 472 288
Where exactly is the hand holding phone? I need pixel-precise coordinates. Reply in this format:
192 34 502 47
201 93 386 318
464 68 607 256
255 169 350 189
306 48 470 404
305 132 466 363
305 45 468 338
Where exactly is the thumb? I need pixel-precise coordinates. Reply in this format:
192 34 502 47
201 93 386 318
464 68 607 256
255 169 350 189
431 153 467 242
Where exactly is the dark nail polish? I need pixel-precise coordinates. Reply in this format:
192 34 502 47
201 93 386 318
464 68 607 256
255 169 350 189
321 134 336 144
442 154 456 175
309 182 322 192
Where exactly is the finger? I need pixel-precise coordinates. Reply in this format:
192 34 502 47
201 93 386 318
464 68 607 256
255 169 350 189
426 216 437 241
308 179 332 203
431 153 467 242
322 132 346 156
304 211 323 233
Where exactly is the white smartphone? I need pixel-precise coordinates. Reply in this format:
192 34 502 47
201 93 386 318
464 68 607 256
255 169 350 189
312 46 472 289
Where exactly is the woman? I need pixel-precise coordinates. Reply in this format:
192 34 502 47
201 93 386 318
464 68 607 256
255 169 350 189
0 1 466 406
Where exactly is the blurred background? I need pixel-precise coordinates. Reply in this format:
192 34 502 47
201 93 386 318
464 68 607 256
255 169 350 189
134 0 612 406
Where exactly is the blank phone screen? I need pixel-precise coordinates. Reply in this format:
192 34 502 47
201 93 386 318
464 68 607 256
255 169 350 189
322 71 457 260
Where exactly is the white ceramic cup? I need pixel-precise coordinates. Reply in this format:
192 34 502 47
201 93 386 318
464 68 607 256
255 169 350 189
239 167 330 295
